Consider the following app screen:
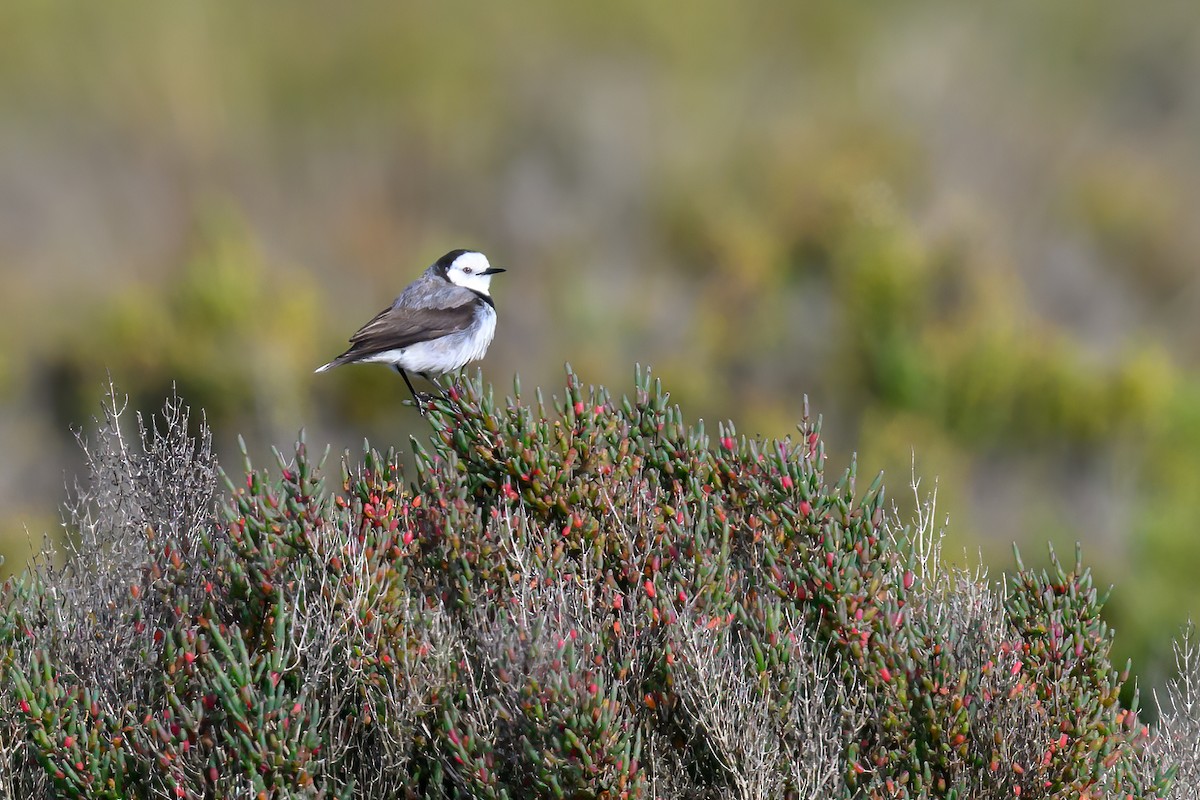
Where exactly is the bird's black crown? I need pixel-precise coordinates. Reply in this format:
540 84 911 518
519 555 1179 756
432 248 476 278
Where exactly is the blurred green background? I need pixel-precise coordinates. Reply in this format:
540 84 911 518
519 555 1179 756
1 2 1198 701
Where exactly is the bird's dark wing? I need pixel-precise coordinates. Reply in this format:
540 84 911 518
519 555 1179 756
340 298 480 359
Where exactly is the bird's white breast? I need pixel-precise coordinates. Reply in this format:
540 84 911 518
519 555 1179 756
453 302 497 366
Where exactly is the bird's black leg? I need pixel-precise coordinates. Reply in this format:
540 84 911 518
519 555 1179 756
395 366 428 411
419 372 446 398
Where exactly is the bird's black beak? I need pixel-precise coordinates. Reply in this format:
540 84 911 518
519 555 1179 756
482 267 506 275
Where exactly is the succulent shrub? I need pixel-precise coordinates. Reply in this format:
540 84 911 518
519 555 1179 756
0 368 1181 799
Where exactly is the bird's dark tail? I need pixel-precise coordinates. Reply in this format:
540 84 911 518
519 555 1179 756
314 354 350 374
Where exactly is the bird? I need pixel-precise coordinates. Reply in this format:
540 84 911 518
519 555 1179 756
315 249 505 404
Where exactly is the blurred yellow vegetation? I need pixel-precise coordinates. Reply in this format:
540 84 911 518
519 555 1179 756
42 210 323 443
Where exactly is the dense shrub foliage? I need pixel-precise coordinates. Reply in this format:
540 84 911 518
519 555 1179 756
0 369 1192 798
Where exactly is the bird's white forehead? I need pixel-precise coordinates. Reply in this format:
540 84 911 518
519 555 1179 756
450 251 490 273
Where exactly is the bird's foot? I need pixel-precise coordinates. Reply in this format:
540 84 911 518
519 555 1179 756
408 392 435 415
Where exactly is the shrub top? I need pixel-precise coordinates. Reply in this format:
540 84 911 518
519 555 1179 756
0 367 1171 799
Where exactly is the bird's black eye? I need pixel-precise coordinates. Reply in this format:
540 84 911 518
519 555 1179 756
463 267 473 274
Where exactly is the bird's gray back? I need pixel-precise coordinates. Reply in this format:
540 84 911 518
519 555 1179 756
394 271 478 311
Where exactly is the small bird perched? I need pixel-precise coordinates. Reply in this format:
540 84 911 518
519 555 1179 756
315 249 505 404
